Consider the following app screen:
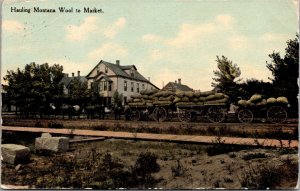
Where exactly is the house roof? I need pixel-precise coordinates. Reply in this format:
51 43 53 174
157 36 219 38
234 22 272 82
86 60 159 89
60 76 87 87
163 82 193 92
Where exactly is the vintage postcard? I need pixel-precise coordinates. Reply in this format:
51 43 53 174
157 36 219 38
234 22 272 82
1 0 299 189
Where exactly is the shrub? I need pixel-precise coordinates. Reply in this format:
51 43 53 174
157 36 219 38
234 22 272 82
242 153 267 161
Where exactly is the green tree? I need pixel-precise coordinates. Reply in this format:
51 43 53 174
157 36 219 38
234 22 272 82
239 79 273 99
266 35 299 114
112 90 123 107
68 77 90 104
212 55 242 102
3 62 64 106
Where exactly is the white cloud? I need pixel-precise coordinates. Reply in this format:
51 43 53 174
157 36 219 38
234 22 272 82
88 42 128 61
104 17 126 39
228 35 249 49
142 34 162 43
2 20 25 33
261 33 289 42
164 14 234 48
215 14 234 28
66 16 97 41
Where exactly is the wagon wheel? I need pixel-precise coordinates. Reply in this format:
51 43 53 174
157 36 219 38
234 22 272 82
129 109 141 121
206 106 226 123
177 109 192 122
238 109 254 123
153 107 167 122
267 106 287 124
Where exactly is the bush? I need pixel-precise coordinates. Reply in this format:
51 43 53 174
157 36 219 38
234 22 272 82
242 153 267 161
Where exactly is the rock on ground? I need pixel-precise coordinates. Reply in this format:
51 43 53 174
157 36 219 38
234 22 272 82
35 137 69 153
1 144 30 164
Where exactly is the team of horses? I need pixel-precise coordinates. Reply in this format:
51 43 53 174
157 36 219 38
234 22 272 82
16 103 124 120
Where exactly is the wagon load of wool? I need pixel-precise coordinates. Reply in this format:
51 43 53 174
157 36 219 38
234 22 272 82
127 89 159 107
237 94 288 107
152 90 175 106
174 90 228 107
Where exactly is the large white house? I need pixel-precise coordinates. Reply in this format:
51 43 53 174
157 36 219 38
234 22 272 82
86 60 159 105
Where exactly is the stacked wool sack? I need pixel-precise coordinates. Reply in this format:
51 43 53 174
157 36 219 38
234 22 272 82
238 94 288 107
127 89 159 107
174 90 229 106
151 90 175 106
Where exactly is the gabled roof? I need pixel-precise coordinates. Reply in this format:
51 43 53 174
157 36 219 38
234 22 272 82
163 82 193 92
86 60 159 89
60 76 87 87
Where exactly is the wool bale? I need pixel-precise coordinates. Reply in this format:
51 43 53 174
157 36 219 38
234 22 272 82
185 91 194 98
140 89 146 95
153 100 172 105
267 97 277 104
142 95 149 99
176 91 185 98
198 97 206 102
127 98 133 103
276 97 288 104
200 90 215 97
131 93 142 99
205 98 228 104
194 91 201 98
214 93 225 99
238 99 248 106
246 100 255 107
191 98 199 102
173 96 181 103
148 89 159 95
152 97 159 101
144 99 153 103
249 94 262 103
181 96 189 102
205 94 217 101
196 102 204 105
256 99 267 106
128 102 145 107
133 98 142 102
176 102 196 107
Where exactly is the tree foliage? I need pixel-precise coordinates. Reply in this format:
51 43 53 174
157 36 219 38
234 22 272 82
3 62 64 105
266 35 299 113
212 55 242 102
112 90 123 107
68 77 90 103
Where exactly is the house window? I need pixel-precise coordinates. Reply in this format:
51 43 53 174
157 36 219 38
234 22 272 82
99 82 103 91
151 87 153 90
142 84 145 90
105 66 108 73
97 69 100 75
131 82 134 92
124 81 127 91
104 81 107 91
124 96 127 104
137 83 139 93
91 82 99 93
108 82 112 91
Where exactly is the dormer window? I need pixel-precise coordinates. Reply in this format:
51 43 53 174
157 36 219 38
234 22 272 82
130 69 134 77
105 66 108 73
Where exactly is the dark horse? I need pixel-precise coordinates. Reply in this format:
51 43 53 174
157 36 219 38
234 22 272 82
61 104 82 119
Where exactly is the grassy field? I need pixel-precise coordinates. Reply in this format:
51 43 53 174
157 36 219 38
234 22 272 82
1 132 298 189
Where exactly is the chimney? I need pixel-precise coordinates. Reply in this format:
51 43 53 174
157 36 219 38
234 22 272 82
178 78 181 84
63 73 69 77
77 71 80 77
72 72 74 77
116 60 120 66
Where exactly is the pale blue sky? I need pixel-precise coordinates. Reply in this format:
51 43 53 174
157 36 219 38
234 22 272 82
1 0 298 90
